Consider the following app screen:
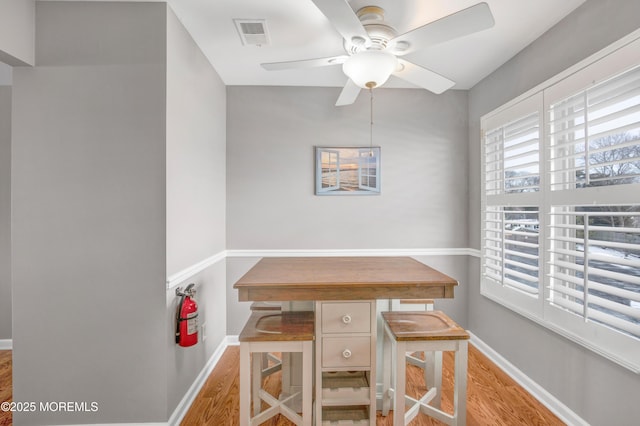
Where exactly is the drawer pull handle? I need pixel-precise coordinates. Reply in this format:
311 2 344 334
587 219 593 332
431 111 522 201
342 349 352 359
342 314 352 324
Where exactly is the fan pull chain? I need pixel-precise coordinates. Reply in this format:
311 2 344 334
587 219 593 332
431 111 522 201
369 86 374 157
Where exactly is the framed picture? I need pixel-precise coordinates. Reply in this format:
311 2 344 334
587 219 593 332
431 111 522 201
315 146 381 195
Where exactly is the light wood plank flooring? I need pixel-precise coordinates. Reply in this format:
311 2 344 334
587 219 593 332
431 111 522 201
0 346 565 425
0 350 12 426
181 345 565 425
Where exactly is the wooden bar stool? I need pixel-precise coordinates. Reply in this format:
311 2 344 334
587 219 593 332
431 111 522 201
382 311 469 425
239 311 314 426
250 302 283 379
394 299 441 408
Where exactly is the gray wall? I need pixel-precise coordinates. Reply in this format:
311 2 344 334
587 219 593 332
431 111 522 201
226 256 261 335
0 62 11 86
227 86 469 251
226 86 470 332
165 6 227 416
12 3 168 424
467 0 640 424
0 86 10 341
166 8 226 277
0 0 34 66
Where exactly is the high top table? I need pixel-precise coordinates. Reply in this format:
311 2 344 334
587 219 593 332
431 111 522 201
234 256 458 301
233 256 458 425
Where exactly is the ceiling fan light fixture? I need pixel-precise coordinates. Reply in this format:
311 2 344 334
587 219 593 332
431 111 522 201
393 40 411 52
350 36 367 47
342 50 397 89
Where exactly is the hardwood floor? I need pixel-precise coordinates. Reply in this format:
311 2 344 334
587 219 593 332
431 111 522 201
181 345 565 425
0 346 565 425
0 351 11 426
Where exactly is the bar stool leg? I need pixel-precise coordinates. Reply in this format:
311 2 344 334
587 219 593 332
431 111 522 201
453 340 468 426
393 340 407 426
281 352 291 396
433 351 443 408
302 341 313 426
251 351 262 416
424 352 435 391
382 325 392 416
240 343 250 426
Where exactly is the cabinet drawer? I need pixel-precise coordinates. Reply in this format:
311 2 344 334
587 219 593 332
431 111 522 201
322 337 371 368
321 302 370 333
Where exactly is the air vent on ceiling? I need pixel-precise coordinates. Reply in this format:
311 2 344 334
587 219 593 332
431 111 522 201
234 19 270 46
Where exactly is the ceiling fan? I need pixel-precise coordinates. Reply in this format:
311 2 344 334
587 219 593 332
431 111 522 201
261 0 495 106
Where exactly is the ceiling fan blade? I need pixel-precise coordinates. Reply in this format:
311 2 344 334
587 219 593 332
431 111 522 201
389 2 494 55
261 55 348 71
310 0 371 47
335 79 361 106
394 59 455 94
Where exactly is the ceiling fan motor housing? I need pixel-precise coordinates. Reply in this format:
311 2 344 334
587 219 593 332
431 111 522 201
344 6 397 54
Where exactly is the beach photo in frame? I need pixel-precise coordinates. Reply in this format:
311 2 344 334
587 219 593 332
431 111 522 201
315 146 381 195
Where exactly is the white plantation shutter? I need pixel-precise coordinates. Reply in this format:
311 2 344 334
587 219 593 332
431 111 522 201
484 206 539 295
482 93 543 315
545 55 640 351
548 65 640 190
485 111 540 195
481 36 640 371
548 206 640 339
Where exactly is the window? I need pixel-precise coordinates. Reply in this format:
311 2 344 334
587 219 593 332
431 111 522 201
482 93 543 317
481 36 640 371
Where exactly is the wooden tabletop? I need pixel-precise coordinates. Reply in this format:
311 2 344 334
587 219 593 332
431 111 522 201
233 257 458 301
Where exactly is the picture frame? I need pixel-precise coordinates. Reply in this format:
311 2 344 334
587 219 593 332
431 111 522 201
315 146 381 195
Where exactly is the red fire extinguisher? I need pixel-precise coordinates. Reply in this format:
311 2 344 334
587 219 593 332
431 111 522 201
175 283 198 347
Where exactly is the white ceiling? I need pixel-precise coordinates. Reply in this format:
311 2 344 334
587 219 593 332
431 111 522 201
36 0 587 91
167 0 587 90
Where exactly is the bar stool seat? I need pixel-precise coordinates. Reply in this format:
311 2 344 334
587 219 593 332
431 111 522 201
239 311 314 426
382 310 469 425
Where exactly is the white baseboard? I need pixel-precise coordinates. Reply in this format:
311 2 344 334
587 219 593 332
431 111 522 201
0 339 12 350
167 336 234 426
470 333 588 426
226 248 481 258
